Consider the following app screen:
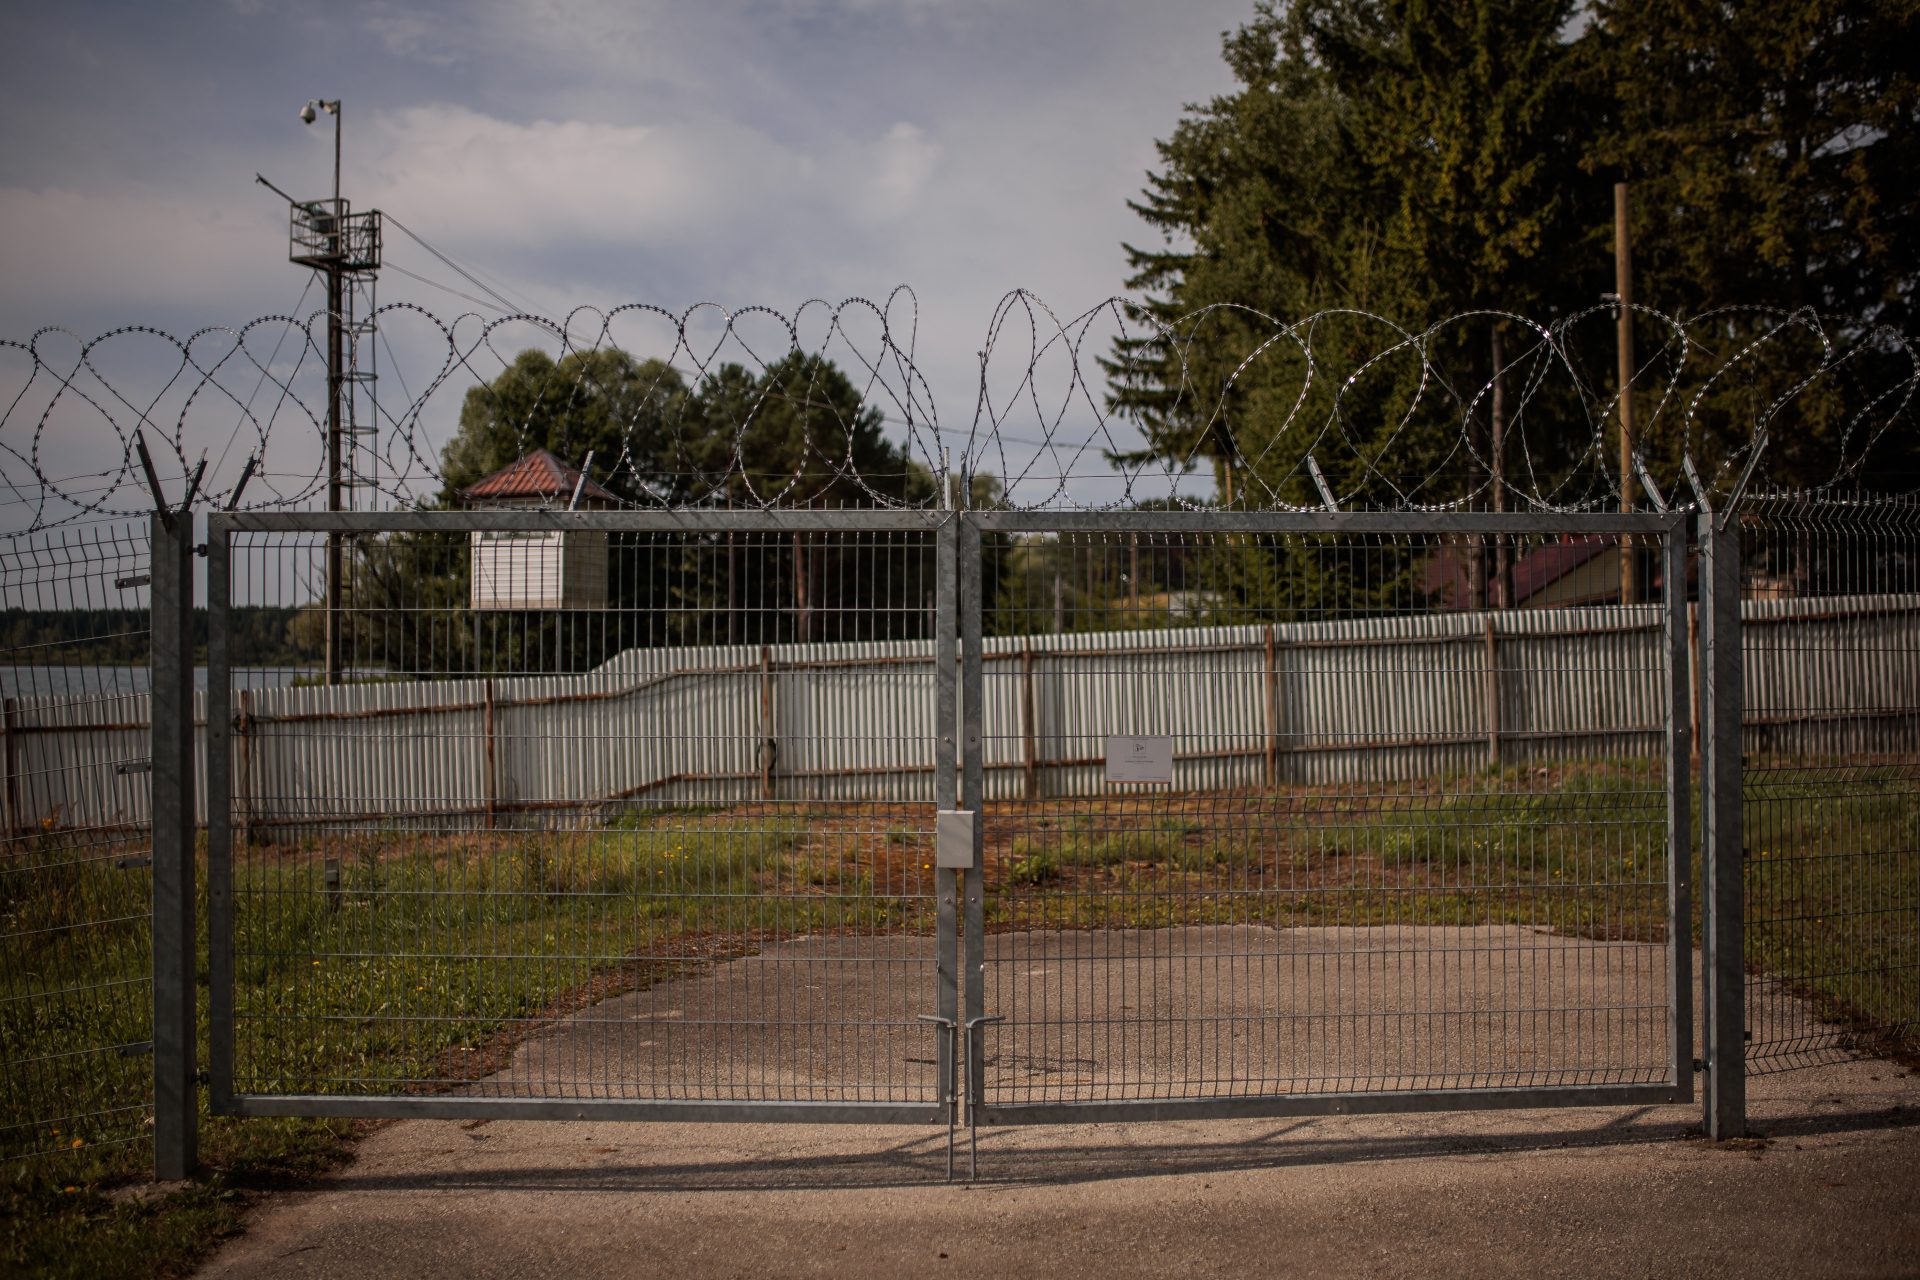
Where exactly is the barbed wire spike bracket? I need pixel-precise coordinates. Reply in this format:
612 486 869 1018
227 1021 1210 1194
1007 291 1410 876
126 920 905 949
567 450 595 511
133 431 174 530
225 454 259 513
1725 432 1769 521
1632 455 1669 514
180 456 207 515
1682 456 1714 518
1307 455 1340 513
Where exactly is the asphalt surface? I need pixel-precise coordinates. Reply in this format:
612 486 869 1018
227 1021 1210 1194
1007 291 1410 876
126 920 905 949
197 928 1920 1279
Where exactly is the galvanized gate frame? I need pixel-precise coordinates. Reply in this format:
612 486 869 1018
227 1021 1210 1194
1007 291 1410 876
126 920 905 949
204 508 967 1137
954 510 1697 1133
188 505 1721 1177
1696 512 1745 1140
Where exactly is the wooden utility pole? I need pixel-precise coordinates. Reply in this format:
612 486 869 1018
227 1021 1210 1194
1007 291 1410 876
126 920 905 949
1491 323 1513 610
1616 181 1640 606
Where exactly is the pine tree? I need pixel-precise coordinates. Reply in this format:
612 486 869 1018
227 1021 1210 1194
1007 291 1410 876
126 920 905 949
1112 0 1602 515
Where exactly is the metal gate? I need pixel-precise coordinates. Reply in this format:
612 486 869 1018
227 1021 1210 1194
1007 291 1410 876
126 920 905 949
202 507 1691 1151
957 511 1695 1126
205 509 962 1129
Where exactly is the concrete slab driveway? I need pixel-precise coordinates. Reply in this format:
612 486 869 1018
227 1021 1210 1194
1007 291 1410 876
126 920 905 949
198 930 1920 1279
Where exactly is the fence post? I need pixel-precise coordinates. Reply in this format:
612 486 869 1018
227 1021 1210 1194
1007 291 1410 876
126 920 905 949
2 695 16 843
1482 614 1502 769
150 510 198 1178
759 646 776 800
1688 604 1702 767
1020 642 1039 800
483 679 498 830
958 515 987 1174
1663 521 1696 1099
1263 625 1279 788
234 689 253 849
933 511 960 1174
1699 514 1746 1139
205 518 234 1118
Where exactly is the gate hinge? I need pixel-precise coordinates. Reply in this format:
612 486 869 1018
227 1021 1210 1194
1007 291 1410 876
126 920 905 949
116 759 152 776
1691 1057 1706 1073
114 574 151 590
114 855 152 870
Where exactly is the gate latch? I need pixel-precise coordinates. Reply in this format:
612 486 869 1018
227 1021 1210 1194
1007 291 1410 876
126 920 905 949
936 810 977 870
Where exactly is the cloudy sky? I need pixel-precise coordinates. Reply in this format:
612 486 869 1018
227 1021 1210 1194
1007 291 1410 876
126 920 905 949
1 0 1257 515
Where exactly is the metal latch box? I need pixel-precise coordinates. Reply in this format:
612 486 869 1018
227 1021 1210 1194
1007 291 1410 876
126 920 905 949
935 809 977 869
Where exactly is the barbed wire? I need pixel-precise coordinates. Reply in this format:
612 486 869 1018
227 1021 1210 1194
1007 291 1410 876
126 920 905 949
2 290 1913 533
978 293 1918 512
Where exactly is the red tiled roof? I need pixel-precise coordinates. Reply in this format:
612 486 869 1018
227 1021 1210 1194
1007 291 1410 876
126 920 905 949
462 449 618 505
1511 536 1615 601
1423 534 1619 607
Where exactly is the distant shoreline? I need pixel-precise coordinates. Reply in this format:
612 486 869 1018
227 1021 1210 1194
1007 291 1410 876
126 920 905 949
0 666 320 696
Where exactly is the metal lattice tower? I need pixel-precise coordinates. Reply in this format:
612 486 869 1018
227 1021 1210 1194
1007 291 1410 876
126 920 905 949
288 199 382 512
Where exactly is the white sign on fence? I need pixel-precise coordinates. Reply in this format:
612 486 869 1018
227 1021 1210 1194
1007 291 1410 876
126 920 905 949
1105 735 1174 784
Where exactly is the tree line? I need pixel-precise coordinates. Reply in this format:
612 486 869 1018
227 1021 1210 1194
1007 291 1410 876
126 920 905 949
1111 0 1918 510
335 351 1006 675
0 608 312 671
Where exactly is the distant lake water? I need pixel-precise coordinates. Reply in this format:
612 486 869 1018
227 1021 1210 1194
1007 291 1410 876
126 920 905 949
0 666 317 698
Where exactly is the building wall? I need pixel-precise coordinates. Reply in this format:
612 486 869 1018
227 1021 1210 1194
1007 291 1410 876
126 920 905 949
470 530 608 611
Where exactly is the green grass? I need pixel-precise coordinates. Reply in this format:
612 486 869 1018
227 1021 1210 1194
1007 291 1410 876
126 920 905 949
1743 766 1920 1059
0 825 343 1279
2 810 922 1276
1007 818 1207 884
220 816 931 1098
988 766 1676 942
1370 767 1666 879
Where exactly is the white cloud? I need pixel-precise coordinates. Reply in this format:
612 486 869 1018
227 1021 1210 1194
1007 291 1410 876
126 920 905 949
360 105 817 252
862 122 940 223
0 186 289 321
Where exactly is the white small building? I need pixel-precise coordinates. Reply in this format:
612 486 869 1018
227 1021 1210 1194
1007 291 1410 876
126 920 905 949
464 450 617 611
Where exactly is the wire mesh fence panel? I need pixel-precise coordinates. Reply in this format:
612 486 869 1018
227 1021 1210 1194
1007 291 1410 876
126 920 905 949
967 516 1691 1119
208 513 951 1118
1740 498 1920 1071
0 520 156 1179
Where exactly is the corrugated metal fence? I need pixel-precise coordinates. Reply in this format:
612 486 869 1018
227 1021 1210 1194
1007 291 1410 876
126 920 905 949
8 591 1916 836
